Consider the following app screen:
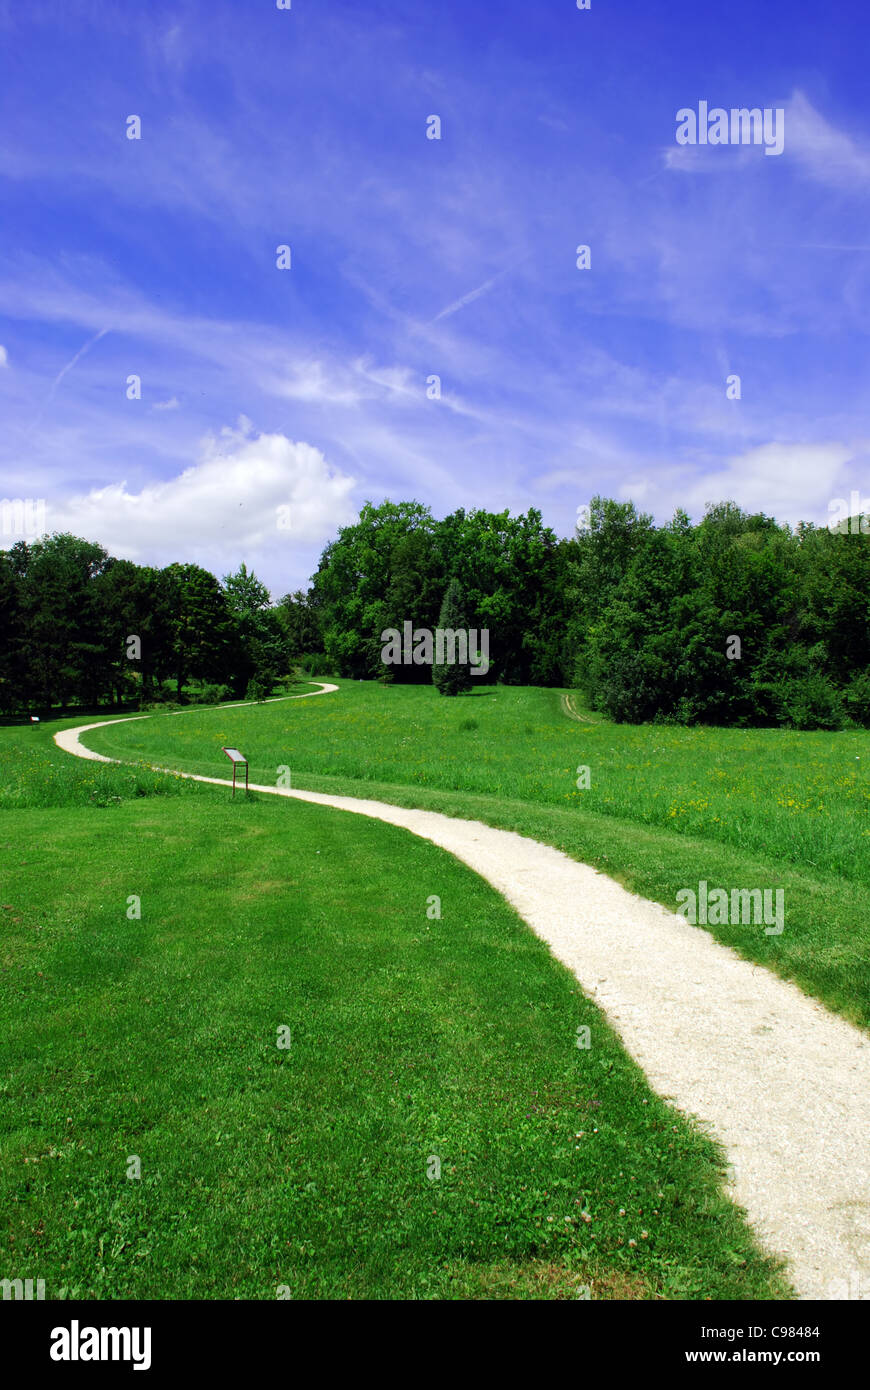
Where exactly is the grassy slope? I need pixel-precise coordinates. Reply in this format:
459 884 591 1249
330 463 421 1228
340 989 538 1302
82 682 870 1029
0 723 789 1299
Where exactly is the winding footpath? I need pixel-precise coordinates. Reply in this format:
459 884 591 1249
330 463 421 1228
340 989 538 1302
55 684 870 1301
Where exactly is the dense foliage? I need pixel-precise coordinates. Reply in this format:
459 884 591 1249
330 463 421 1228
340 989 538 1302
310 500 569 687
2 494 868 726
308 496 870 727
0 536 299 711
570 499 870 728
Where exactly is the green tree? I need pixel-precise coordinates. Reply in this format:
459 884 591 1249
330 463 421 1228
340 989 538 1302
796 522 870 683
222 563 285 696
160 562 236 697
433 578 473 696
276 589 323 657
0 547 27 712
436 507 563 684
94 559 168 706
311 500 442 679
17 534 111 709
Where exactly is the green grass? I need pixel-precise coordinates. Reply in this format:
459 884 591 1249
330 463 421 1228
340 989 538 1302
0 730 209 810
0 724 788 1299
82 682 870 1029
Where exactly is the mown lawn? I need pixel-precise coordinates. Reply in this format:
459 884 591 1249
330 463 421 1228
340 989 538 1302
0 723 789 1299
81 682 870 1028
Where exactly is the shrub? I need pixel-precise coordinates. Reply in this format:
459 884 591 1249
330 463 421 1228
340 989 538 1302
843 669 870 727
192 683 232 705
245 678 268 703
274 673 303 693
774 673 844 731
298 653 336 678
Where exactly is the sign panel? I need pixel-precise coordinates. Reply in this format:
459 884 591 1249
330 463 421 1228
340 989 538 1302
222 747 247 763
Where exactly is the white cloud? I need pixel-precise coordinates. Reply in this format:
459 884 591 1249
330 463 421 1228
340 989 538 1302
275 356 420 406
353 358 418 398
152 396 180 411
0 344 7 366
277 360 364 406
662 143 755 175
537 443 869 536
786 90 870 189
675 441 860 526
50 420 357 585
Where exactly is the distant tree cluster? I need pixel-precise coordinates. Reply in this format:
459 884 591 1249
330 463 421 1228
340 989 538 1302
310 497 870 726
568 498 870 728
0 534 308 713
3 495 869 727
310 500 569 687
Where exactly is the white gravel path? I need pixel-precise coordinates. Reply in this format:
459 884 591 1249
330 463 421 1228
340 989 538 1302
54 689 870 1301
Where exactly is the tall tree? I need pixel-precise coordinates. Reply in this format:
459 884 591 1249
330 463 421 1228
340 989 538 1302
437 507 563 684
95 559 168 706
160 562 236 697
310 500 442 679
17 534 111 709
433 578 473 696
0 547 27 712
275 589 323 657
222 563 285 696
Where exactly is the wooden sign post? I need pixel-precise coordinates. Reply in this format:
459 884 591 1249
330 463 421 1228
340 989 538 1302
221 747 249 797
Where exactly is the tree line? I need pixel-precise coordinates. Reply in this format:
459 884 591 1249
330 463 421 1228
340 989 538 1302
305 496 870 727
2 496 868 727
0 534 300 712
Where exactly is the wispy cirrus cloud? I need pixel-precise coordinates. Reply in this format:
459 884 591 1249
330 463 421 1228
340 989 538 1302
45 327 110 404
427 261 523 325
4 3 870 595
786 89 870 189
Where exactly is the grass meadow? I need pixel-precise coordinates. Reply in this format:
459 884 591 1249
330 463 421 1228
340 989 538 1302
0 715 792 1299
84 681 870 1028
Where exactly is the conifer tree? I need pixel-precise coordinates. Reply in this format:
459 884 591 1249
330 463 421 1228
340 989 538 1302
433 577 473 696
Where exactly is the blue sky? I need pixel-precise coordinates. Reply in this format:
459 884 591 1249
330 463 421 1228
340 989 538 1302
2 0 870 595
